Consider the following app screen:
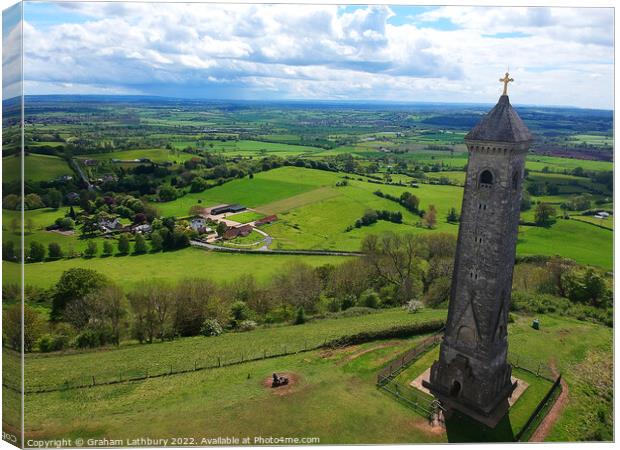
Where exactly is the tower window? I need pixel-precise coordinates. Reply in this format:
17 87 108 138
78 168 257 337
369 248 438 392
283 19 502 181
479 170 494 186
512 170 520 190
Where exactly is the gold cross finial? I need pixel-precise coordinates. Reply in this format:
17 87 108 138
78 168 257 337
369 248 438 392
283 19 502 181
499 71 514 96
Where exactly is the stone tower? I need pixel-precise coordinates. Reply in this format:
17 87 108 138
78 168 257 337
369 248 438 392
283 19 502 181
423 85 533 426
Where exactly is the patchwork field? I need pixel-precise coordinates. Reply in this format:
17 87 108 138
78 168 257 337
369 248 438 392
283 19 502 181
152 166 612 267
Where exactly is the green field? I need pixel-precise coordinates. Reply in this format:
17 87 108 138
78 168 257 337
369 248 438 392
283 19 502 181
75 148 196 163
517 220 612 270
11 310 611 443
525 156 612 172
17 309 446 390
3 154 72 182
227 210 265 224
204 139 323 156
3 248 352 289
155 167 342 217
150 166 613 267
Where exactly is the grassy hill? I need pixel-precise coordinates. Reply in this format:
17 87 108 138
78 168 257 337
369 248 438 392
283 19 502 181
3 248 352 289
11 309 611 443
3 154 72 182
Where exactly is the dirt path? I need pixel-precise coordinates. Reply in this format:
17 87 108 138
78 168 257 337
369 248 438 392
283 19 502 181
529 364 569 442
339 341 403 365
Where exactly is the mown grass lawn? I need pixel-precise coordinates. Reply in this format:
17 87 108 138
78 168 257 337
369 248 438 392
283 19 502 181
226 211 265 224
13 310 612 443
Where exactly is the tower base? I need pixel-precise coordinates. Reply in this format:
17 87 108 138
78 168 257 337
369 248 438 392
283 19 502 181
422 354 518 429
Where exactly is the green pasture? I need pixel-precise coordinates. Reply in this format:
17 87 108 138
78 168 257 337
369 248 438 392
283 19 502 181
260 180 462 251
3 248 352 290
222 230 267 248
75 149 195 163
516 219 612 270
525 156 612 172
154 167 343 217
3 208 109 257
17 308 446 390
571 215 613 231
14 311 612 443
3 154 72 182
567 134 613 147
205 139 323 156
227 210 265 224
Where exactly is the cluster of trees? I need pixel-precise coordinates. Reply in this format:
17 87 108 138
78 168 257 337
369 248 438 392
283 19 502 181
350 209 403 229
512 257 612 326
373 190 420 213
534 203 557 227
2 192 62 211
7 232 459 352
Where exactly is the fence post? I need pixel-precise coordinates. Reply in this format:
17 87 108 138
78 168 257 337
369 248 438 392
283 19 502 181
263 350 267 359
218 356 221 367
194 360 198 371
92 376 95 386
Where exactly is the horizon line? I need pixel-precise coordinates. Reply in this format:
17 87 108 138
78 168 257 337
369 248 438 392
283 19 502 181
2 93 613 111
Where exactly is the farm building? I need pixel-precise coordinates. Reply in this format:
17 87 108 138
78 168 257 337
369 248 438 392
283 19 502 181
99 217 122 232
132 224 152 234
210 204 246 215
255 215 278 226
189 217 211 234
223 224 253 240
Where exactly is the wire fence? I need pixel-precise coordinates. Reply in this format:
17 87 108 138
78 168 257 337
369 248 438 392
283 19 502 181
375 330 563 434
9 320 446 394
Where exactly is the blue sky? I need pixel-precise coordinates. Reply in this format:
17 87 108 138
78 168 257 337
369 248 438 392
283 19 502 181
4 2 614 108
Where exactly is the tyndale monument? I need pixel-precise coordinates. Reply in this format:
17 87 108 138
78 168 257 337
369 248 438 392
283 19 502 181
423 73 533 427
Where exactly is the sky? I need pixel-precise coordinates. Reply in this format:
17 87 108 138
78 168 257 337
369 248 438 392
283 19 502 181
2 2 615 108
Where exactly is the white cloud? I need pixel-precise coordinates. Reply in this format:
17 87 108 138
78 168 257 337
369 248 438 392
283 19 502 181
18 3 614 108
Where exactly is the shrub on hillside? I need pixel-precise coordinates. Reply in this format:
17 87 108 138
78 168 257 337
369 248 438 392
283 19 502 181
38 333 70 353
200 319 223 337
405 300 424 314
238 320 257 332
293 307 306 325
360 289 380 309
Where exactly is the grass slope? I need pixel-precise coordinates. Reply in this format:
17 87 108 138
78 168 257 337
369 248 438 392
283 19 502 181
4 248 352 289
3 154 72 182
14 311 612 443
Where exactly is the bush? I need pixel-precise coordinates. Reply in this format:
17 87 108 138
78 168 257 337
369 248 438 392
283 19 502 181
238 320 257 332
325 320 445 347
341 294 357 310
38 333 70 352
405 300 424 314
200 319 223 337
333 306 376 318
73 328 115 348
360 289 380 308
293 307 306 325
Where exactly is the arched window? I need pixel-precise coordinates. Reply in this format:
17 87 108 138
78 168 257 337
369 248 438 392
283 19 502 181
450 380 461 397
479 169 493 186
512 170 520 190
